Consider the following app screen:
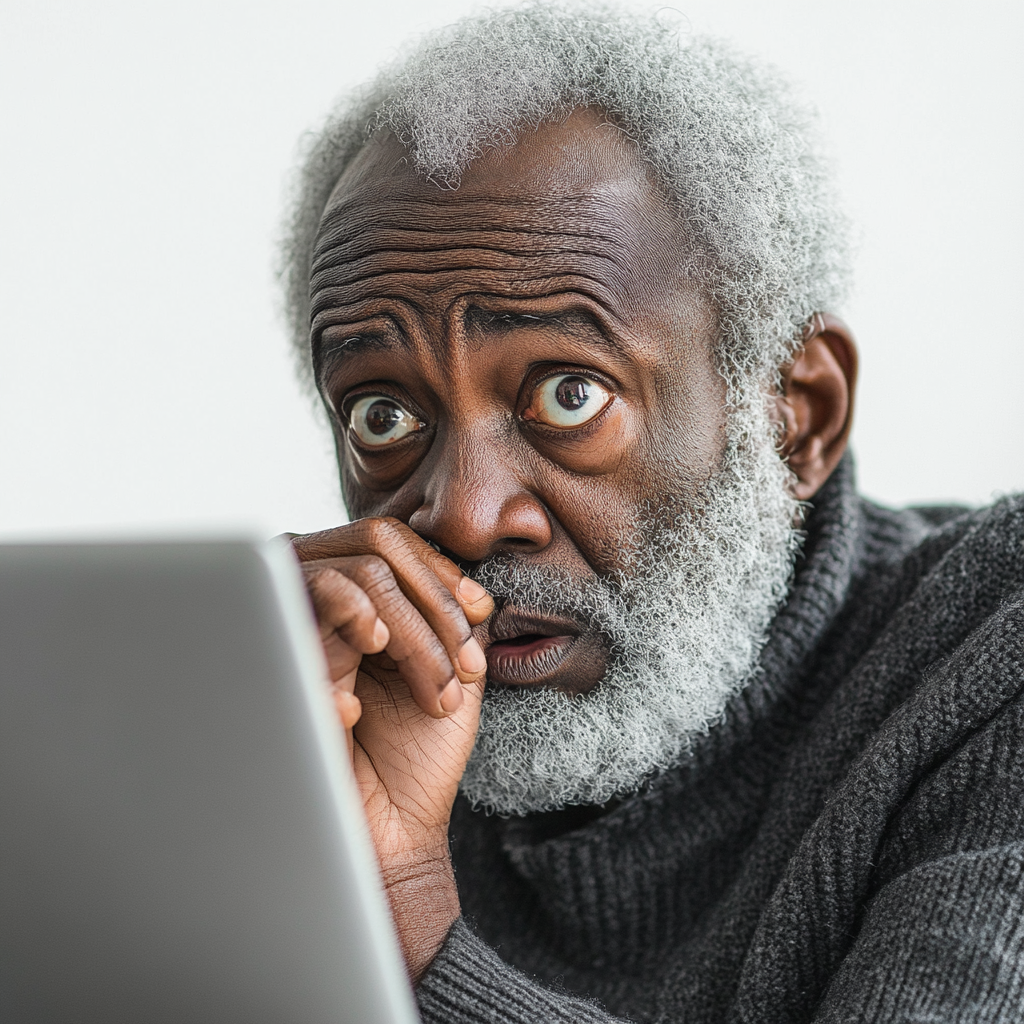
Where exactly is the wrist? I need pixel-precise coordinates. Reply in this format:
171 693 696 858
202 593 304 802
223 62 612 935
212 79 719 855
381 845 460 983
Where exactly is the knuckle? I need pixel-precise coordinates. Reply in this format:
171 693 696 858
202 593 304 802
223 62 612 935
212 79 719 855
294 525 350 562
302 567 374 628
335 580 373 622
362 515 415 551
362 516 396 547
384 600 427 638
390 609 447 660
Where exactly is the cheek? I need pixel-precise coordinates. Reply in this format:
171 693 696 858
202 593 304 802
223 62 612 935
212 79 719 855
642 414 726 504
548 483 649 577
526 458 653 577
643 363 728 497
528 401 633 477
553 402 727 569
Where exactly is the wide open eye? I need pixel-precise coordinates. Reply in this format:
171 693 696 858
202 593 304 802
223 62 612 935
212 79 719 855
524 374 613 429
348 395 424 447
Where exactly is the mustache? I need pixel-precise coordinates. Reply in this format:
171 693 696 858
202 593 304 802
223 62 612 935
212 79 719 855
468 554 625 636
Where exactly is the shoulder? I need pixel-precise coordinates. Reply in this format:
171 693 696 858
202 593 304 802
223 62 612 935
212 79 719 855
862 490 1024 584
847 491 1024 749
786 493 1024 858
826 493 1024 860
836 492 1024 661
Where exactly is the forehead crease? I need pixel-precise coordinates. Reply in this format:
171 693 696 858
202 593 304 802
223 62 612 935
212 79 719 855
309 183 689 347
310 230 618 279
310 249 625 298
314 190 650 257
309 272 626 346
310 191 675 302
313 207 602 251
319 188 623 226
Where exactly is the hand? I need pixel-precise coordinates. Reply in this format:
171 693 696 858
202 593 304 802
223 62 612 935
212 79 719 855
289 518 493 981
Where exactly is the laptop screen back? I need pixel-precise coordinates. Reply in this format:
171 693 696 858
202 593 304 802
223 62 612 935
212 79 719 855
0 539 419 1024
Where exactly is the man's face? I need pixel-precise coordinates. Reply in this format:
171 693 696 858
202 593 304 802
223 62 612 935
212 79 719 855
311 108 727 698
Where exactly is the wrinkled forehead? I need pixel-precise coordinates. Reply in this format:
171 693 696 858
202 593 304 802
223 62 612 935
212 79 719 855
311 107 712 348
315 108 694 302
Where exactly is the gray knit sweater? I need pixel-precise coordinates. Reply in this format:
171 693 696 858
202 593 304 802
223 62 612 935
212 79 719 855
415 457 1024 1023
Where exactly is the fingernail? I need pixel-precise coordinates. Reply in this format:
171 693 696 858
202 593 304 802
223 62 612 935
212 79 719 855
439 677 463 714
457 637 487 675
372 617 389 649
457 577 489 605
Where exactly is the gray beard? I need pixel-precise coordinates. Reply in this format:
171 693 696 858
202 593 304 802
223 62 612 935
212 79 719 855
459 404 802 816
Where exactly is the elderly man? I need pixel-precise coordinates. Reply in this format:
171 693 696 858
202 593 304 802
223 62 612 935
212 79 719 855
282 5 1024 1021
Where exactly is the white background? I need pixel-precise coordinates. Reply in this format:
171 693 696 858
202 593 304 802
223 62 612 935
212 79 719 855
2 0 1021 540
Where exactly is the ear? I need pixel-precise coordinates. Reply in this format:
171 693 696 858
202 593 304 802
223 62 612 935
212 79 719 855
776 313 858 501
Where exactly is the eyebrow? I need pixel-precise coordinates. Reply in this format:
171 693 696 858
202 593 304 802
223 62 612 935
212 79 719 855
463 306 628 356
315 304 630 383
315 332 401 381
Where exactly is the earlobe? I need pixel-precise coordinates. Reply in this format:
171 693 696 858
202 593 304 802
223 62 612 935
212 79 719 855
776 313 858 501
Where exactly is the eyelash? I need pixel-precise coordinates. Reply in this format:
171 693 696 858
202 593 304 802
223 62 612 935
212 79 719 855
340 388 426 446
520 366 617 417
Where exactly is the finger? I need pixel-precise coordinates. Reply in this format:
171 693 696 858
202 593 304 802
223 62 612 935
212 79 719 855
303 566 389 688
329 554 470 717
455 576 494 626
294 518 494 629
347 521 490 677
303 564 390 656
332 670 361 758
373 527 494 626
305 519 487 680
350 552 487 689
333 689 362 732
415 542 494 627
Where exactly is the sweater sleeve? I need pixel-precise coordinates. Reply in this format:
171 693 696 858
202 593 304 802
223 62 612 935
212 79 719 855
734 583 1024 1024
811 842 1024 1022
416 917 625 1024
808 596 1024 1022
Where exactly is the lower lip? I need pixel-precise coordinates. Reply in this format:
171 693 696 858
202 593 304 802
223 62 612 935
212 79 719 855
486 635 576 687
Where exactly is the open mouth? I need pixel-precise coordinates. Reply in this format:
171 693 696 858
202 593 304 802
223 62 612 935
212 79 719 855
484 608 606 693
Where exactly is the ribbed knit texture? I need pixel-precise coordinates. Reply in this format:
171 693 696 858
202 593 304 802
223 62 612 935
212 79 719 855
416 456 1024 1023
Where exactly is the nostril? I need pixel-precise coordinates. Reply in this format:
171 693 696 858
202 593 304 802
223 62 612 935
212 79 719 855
499 536 539 551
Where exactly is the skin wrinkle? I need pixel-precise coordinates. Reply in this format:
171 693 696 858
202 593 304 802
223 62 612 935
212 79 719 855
314 130 686 267
320 306 647 382
311 204 633 252
309 274 636 349
309 238 660 313
311 125 718 492
281 10 851 405
310 218 634 262
311 212 680 273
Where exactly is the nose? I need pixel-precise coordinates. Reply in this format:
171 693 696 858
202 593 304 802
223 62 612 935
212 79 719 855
407 435 553 564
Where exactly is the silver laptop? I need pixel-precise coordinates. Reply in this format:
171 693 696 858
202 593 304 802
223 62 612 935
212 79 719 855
0 539 420 1024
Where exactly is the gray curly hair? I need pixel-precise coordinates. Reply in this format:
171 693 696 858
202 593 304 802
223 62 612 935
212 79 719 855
279 1 849 401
